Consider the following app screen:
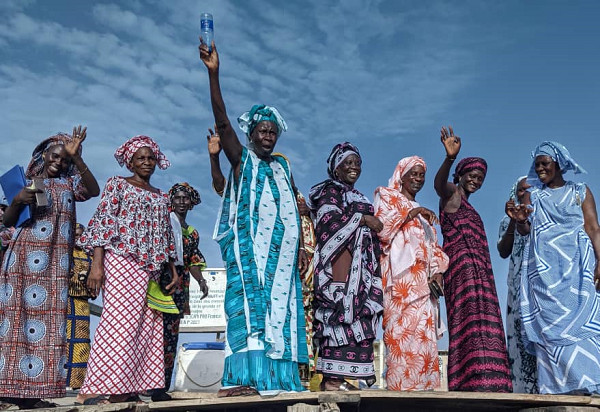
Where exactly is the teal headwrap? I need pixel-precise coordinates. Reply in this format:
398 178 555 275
237 104 288 137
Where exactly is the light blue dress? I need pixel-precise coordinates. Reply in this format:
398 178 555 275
521 181 600 394
214 147 307 394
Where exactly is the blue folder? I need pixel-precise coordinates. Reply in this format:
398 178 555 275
0 165 31 227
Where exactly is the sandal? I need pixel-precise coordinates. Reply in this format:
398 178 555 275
217 386 259 398
320 378 359 391
109 394 146 404
28 400 59 409
75 395 110 406
0 403 18 411
150 391 172 402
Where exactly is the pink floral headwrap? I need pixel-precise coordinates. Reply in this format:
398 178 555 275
114 135 170 170
387 156 427 190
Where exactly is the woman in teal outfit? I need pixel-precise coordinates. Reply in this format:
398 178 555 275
199 40 308 396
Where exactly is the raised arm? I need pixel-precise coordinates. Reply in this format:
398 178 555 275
199 41 243 178
207 126 226 196
582 186 600 290
65 125 100 198
434 126 461 201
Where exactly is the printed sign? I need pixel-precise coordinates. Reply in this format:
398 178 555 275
179 268 226 333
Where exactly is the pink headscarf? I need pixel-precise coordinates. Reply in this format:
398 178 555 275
114 135 170 170
387 156 427 190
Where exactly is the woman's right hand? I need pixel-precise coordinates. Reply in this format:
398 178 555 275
440 126 461 158
363 215 383 233
199 39 219 71
87 263 105 299
416 207 439 226
15 186 41 206
207 126 222 155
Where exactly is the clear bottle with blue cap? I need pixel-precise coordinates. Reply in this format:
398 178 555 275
201 13 213 52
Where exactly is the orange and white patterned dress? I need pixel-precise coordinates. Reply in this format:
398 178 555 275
374 168 448 391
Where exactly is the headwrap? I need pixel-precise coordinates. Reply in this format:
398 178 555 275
509 175 528 204
387 156 427 190
453 157 487 184
114 135 170 170
169 182 201 208
25 133 81 178
237 104 288 138
327 142 361 180
75 222 86 233
527 141 586 186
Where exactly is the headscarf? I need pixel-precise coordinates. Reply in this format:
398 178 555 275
26 133 81 178
308 142 366 211
169 182 201 208
326 142 361 180
237 104 288 138
509 175 528 204
526 141 586 186
75 222 85 233
453 157 487 184
387 156 426 190
114 135 170 170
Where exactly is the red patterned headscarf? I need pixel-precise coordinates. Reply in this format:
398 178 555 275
26 133 81 178
114 135 170 170
453 157 487 184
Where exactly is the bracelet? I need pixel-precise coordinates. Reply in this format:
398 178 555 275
299 247 306 251
517 220 529 225
79 166 89 176
446 156 456 161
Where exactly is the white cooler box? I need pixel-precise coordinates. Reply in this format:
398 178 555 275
174 342 225 392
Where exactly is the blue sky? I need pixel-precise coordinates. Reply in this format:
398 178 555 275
1 0 600 350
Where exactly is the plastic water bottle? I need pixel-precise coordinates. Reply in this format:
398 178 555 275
200 13 213 52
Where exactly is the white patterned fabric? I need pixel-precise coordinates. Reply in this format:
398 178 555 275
521 181 600 394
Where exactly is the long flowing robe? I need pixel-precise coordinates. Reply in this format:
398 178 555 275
78 176 176 395
374 190 448 390
214 147 307 394
440 195 512 392
497 216 538 393
0 176 89 398
309 179 383 382
521 181 600 394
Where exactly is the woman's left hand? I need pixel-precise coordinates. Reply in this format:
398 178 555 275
198 278 209 299
65 125 87 159
594 263 600 291
298 249 309 275
165 265 180 295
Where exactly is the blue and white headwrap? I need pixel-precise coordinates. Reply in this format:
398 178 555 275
237 104 288 138
527 141 586 186
509 175 528 204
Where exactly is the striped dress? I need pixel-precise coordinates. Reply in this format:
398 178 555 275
440 195 512 392
214 147 307 394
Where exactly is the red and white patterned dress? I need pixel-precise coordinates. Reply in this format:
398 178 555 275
78 176 176 395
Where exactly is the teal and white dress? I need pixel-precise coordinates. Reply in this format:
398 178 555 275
214 147 308 394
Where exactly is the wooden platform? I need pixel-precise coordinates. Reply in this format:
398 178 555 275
18 391 600 412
